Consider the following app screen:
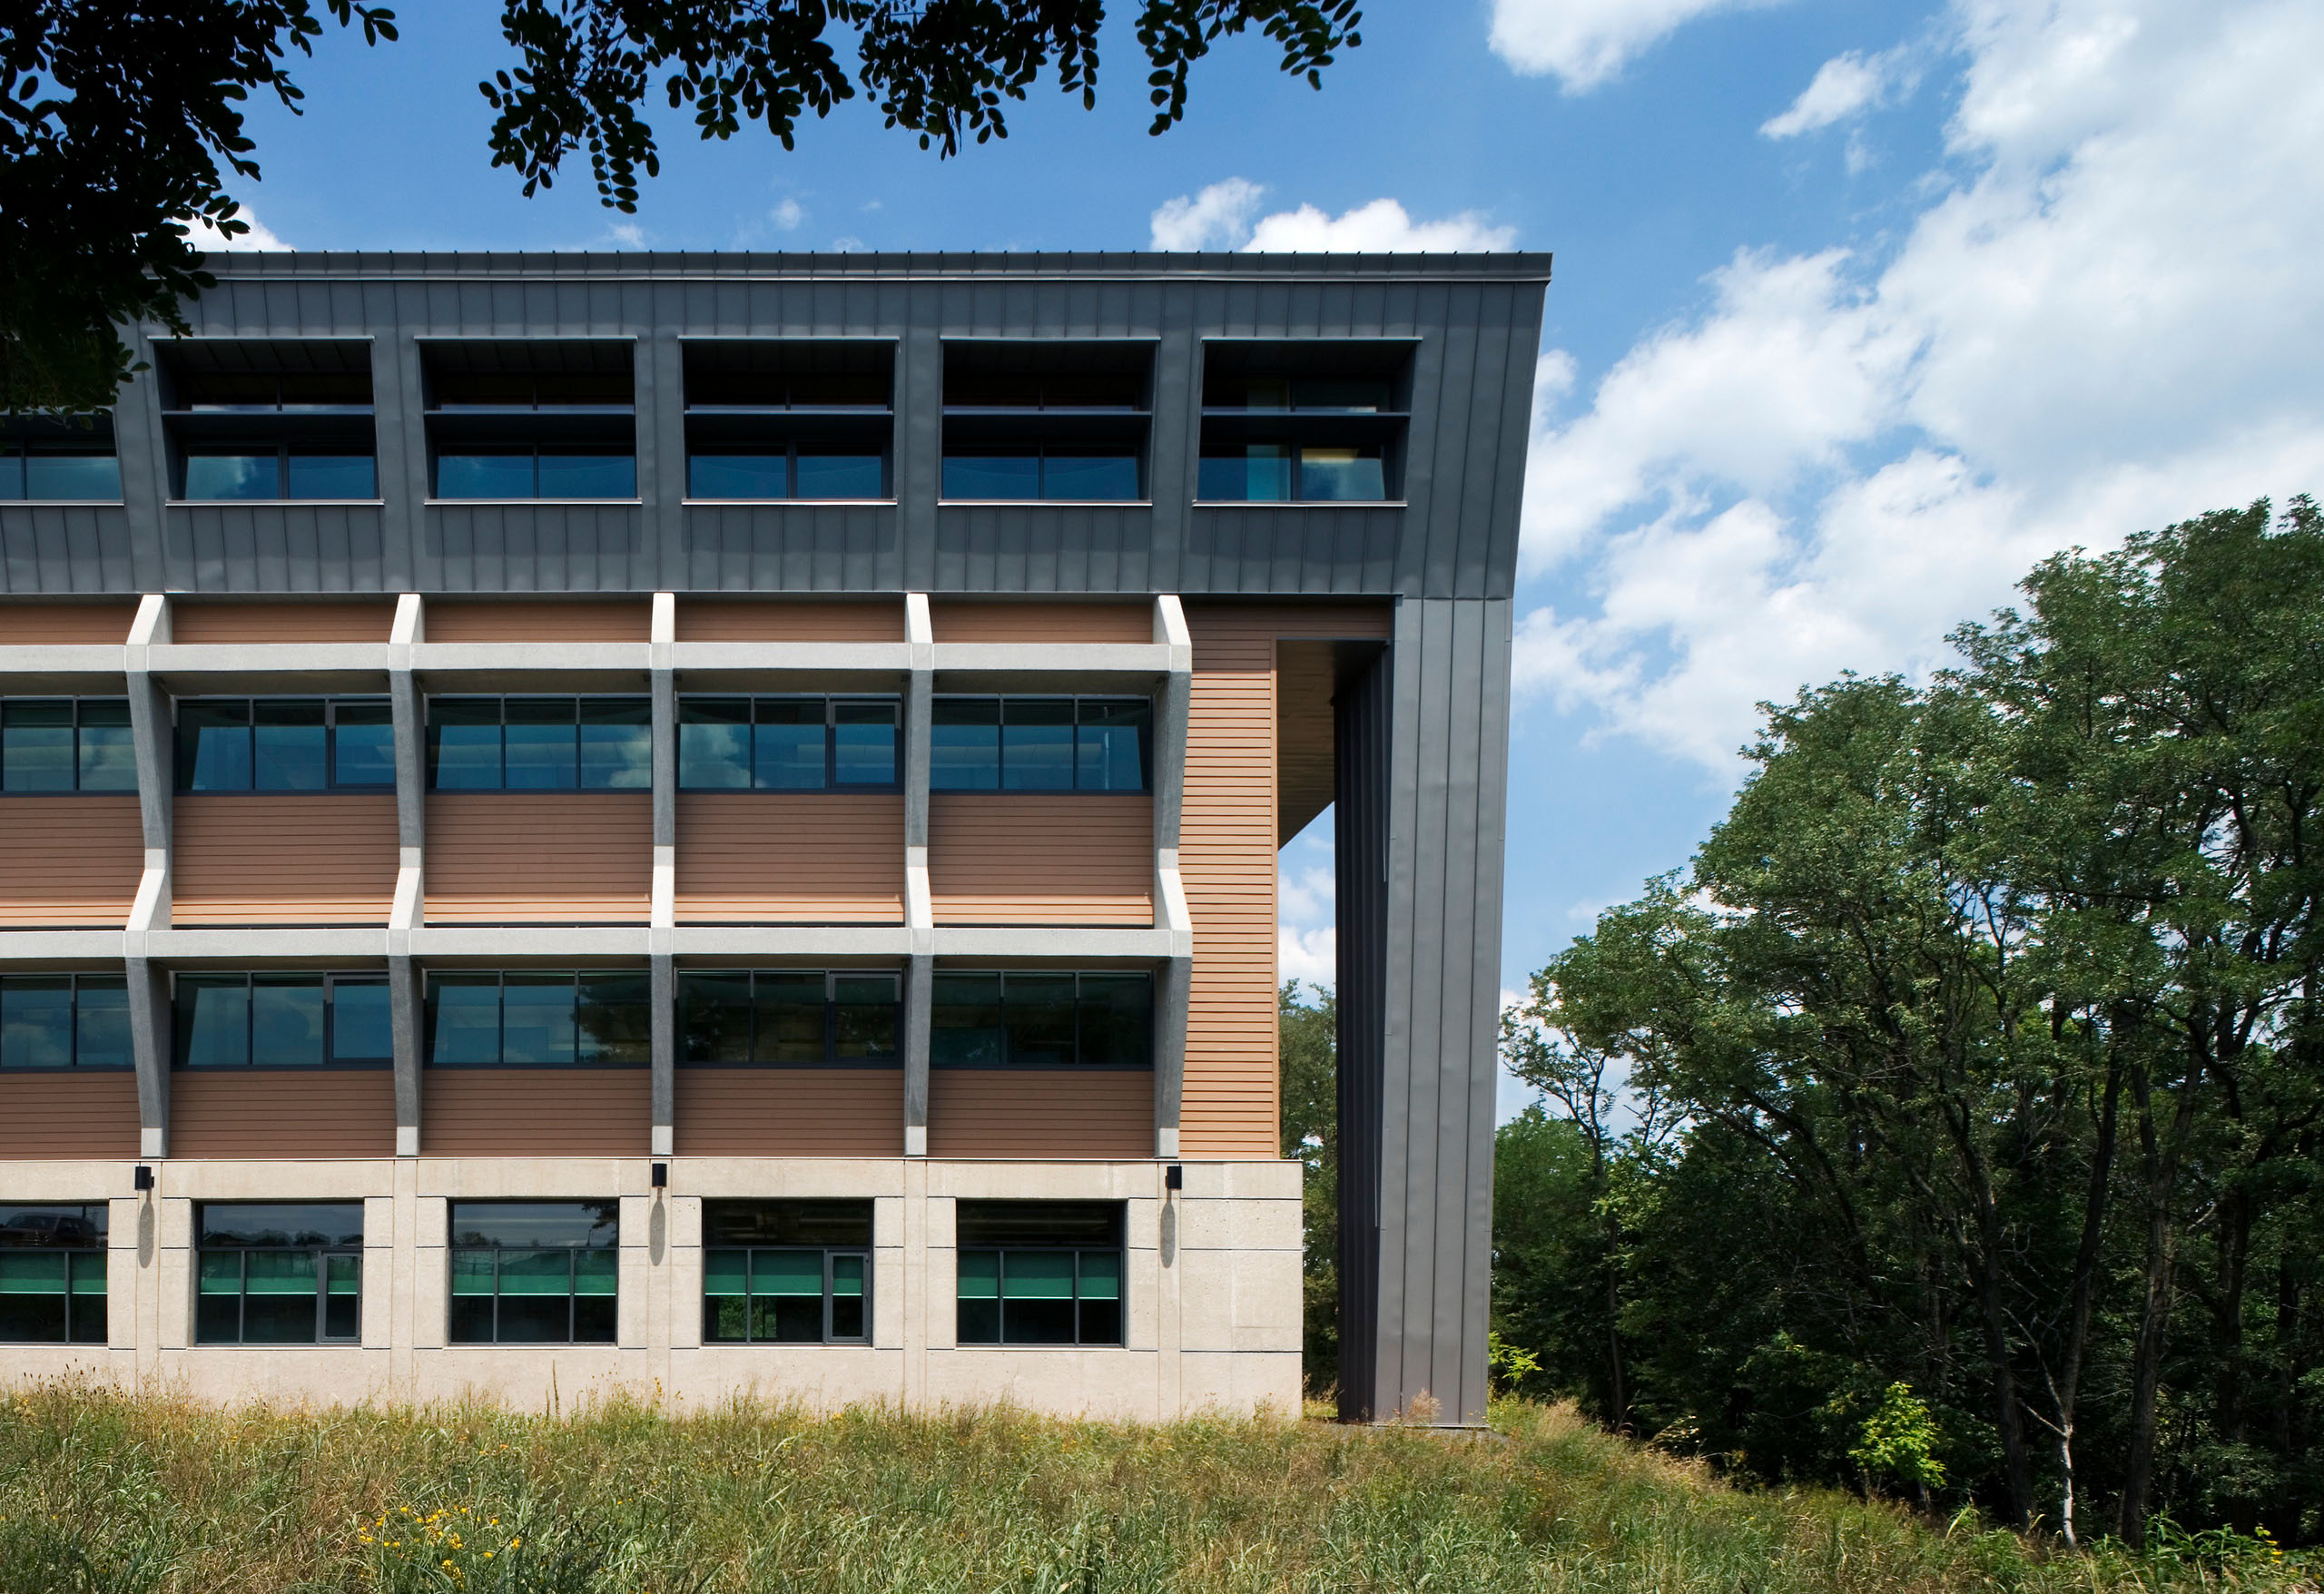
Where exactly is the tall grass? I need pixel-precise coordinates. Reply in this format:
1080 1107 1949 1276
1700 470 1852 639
0 1382 2303 1593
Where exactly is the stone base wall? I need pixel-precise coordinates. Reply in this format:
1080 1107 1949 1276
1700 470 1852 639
0 1156 1302 1421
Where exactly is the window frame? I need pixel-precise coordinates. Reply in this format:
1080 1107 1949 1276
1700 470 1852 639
424 694 654 792
928 695 1152 794
430 443 641 502
684 442 891 502
178 441 380 502
0 973 133 1072
0 427 124 503
675 694 902 792
170 971 394 1070
954 1202 1125 1349
928 969 1155 1070
0 697 137 794
699 1200 873 1346
423 970 653 1068
446 1200 620 1346
172 695 397 793
192 1202 364 1347
0 1205 110 1344
676 969 903 1067
937 445 1146 504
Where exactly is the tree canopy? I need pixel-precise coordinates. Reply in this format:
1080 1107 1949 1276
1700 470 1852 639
1492 497 2324 1549
0 0 1362 414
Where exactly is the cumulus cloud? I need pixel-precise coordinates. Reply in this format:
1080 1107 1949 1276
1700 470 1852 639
1278 858 1337 989
1514 0 2324 772
1150 180 1516 253
184 207 290 251
770 198 806 231
1488 0 1789 92
1762 47 1915 137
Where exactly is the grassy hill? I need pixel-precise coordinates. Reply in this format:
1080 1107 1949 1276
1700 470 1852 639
0 1383 2305 1592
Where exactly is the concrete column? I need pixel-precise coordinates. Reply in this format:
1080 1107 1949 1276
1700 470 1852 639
649 592 677 1157
901 594 934 1157
1151 595 1195 1159
389 594 426 1156
124 595 172 1156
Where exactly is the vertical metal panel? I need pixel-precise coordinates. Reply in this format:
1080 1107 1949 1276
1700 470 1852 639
0 507 135 592
1335 641 1391 1421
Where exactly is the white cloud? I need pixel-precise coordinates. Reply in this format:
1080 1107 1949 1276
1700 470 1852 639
1150 178 1265 251
1278 858 1337 989
603 221 647 250
1150 181 1516 254
770 198 806 231
1513 0 2324 772
829 235 866 253
1488 0 1788 92
1762 48 1914 138
183 207 289 251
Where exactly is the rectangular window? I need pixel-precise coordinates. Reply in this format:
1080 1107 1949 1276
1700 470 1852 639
931 972 1150 1068
701 1200 872 1344
0 1205 109 1344
172 973 392 1068
194 1203 363 1345
0 975 130 1070
0 424 123 502
174 698 395 792
1 699 135 792
676 696 900 791
678 969 901 1065
1196 442 1388 502
425 697 651 791
687 446 886 500
940 448 1140 501
427 349 636 500
929 697 1149 792
448 1201 618 1344
183 447 377 501
425 972 651 1067
955 1202 1122 1347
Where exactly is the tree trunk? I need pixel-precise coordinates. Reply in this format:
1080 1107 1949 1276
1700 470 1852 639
2117 1068 2199 1548
2053 1055 2122 1552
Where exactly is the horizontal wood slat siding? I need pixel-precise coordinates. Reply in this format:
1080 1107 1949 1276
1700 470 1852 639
0 796 141 926
168 1070 395 1157
926 1069 1152 1159
423 599 652 642
426 794 650 921
676 793 902 922
928 600 1151 643
424 1068 650 1156
0 602 135 643
929 794 1152 925
169 600 396 643
0 1074 138 1157
676 598 905 641
1177 601 1393 1156
675 1068 904 1156
172 793 398 923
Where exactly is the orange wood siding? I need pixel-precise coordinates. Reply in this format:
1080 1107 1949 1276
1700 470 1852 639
168 600 396 644
168 1070 395 1157
0 602 136 644
425 794 650 922
676 793 902 922
927 1069 1152 1158
1177 601 1393 1155
172 793 398 924
423 1069 649 1156
423 599 652 643
0 1074 139 1157
928 794 1151 925
0 796 142 927
676 598 906 642
675 1068 903 1156
928 600 1152 643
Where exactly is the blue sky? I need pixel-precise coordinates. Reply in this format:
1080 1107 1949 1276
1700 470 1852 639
222 0 2324 1116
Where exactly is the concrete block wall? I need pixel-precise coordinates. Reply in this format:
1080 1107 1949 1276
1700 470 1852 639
0 1156 1302 1420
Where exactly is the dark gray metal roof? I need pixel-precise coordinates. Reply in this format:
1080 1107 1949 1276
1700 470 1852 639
4 251 1549 603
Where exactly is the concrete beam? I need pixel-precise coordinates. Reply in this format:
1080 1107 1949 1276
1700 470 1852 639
902 594 934 1156
126 956 169 1158
389 594 426 942
1151 595 1196 1159
650 594 678 1157
389 957 422 1156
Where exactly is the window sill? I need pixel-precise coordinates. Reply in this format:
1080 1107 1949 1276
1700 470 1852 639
167 498 387 508
938 499 1153 508
1192 498 1404 508
174 1063 391 1073
684 497 898 507
1 499 127 507
0 790 140 798
424 497 645 507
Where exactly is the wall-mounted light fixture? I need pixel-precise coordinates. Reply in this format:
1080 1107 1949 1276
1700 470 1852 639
1165 1164 1183 1191
133 1165 154 1192
651 1161 668 1190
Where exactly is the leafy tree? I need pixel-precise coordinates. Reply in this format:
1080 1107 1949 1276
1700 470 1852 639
2 0 1363 414
1493 497 2324 1546
1279 979 1338 1393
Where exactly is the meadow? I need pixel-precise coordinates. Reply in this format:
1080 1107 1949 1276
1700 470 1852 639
0 1382 2304 1594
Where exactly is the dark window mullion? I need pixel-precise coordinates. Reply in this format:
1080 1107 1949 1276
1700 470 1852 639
822 1249 834 1344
